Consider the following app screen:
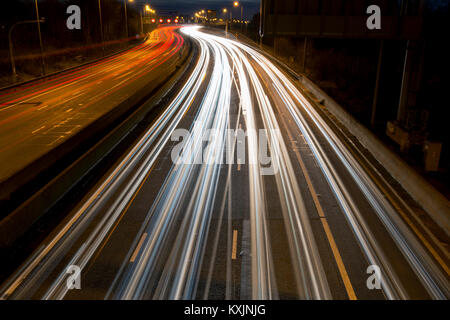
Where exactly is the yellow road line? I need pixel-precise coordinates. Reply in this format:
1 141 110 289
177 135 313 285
357 157 450 275
319 217 357 300
87 163 156 269
32 126 46 134
232 230 238 260
318 105 450 276
130 233 148 263
237 123 243 171
296 145 357 300
281 112 357 300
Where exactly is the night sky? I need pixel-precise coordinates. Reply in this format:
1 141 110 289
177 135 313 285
138 0 261 19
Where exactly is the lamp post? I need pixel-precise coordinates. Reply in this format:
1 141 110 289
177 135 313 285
8 19 45 83
124 0 132 38
223 8 232 32
223 8 228 34
98 0 105 54
34 0 46 75
230 10 232 30
143 5 154 34
140 9 143 34
233 1 243 33
259 0 265 48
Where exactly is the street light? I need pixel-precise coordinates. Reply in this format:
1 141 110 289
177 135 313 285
98 0 105 54
259 0 265 48
144 5 156 16
141 4 156 33
233 1 243 32
223 8 232 34
8 19 45 83
123 0 133 39
34 0 46 75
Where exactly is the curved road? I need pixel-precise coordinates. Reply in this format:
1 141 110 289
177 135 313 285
0 26 183 183
0 26 448 300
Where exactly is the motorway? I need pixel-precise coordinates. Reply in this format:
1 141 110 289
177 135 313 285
0 26 448 300
0 26 183 183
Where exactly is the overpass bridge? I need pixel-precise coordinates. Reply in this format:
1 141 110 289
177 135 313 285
260 0 432 166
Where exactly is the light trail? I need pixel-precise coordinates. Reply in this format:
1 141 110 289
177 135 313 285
1 26 448 301
228 36 449 299
0 26 184 181
0 26 189 300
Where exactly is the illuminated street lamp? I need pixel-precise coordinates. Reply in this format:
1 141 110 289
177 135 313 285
196 10 207 23
223 8 232 34
140 4 156 34
233 1 243 32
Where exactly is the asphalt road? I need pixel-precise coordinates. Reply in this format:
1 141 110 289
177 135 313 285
0 26 448 300
0 26 184 183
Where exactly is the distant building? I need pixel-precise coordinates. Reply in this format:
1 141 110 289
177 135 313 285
207 10 217 21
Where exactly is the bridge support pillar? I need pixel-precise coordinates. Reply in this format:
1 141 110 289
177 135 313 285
371 40 384 128
397 40 424 127
302 36 308 73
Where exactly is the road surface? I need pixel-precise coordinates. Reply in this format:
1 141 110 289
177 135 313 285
1 26 448 300
0 26 183 183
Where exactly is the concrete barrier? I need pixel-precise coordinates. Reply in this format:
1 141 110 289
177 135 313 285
0 36 148 92
216 30 450 235
0 37 151 212
297 75 450 235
